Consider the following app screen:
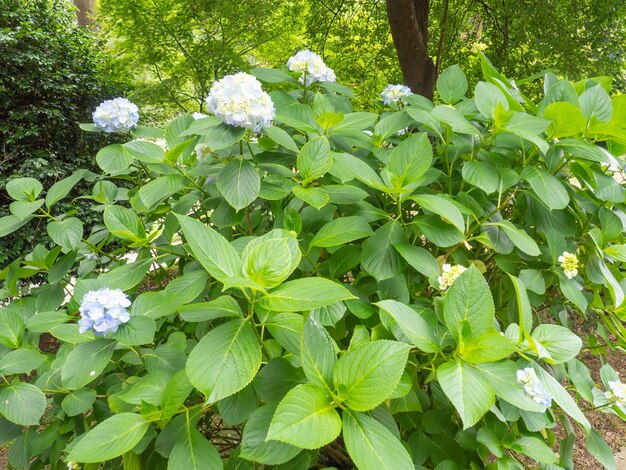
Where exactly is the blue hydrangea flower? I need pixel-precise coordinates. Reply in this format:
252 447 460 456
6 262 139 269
92 98 139 133
517 367 553 409
380 84 413 105
78 288 131 335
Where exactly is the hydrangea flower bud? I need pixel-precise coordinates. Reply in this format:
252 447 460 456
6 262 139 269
380 84 413 105
205 73 275 132
287 50 336 86
558 251 579 279
438 264 467 290
78 288 131 335
517 367 553 409
92 98 139 133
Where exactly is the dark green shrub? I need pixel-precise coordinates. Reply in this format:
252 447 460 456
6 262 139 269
0 0 126 264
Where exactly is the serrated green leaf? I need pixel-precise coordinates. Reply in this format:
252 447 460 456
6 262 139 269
61 339 117 390
267 384 341 449
0 382 46 426
216 158 261 211
301 316 336 388
258 278 354 312
376 300 440 353
186 319 261 403
310 216 373 248
168 414 223 470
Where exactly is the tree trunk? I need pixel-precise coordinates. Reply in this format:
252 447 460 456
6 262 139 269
73 0 95 27
386 0 436 99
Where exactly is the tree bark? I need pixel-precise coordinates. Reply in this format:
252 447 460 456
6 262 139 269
386 0 436 99
73 0 95 27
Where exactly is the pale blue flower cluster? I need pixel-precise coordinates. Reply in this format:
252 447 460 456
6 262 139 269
78 288 131 335
205 73 275 132
92 98 139 133
380 84 413 105
517 367 553 409
287 50 336 86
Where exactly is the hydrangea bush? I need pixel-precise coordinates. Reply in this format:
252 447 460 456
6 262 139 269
1 52 626 469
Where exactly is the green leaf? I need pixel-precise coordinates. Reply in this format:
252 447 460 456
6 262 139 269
521 166 569 210
5 177 43 201
579 84 612 123
175 214 241 284
242 229 301 288
98 258 152 291
443 265 494 342
161 370 194 423
46 218 83 251
267 384 341 449
138 175 187 211
511 436 558 464
508 274 533 334
0 215 32 238
186 319 261 403
483 221 541 256
45 170 87 208
519 269 546 295
393 243 439 281
431 105 479 136
532 364 590 429
179 297 243 322
437 359 495 429
387 133 433 188
332 340 411 412
301 316 336 388
376 300 440 353
240 405 301 465
437 65 468 104
67 413 150 463
264 312 304 356
559 275 588 313
9 199 43 220
342 409 413 470
310 216 373 248
123 140 165 163
104 206 146 243
0 382 46 426
460 329 516 363
217 158 261 211
475 361 545 412
462 160 499 194
361 221 407 281
61 388 96 417
0 310 24 348
474 81 509 119
292 186 329 209
330 152 385 190
61 339 117 390
531 324 582 364
544 102 586 138
197 123 246 149
585 428 616 470
250 67 297 84
96 144 133 173
258 278 354 312
0 349 45 375
297 137 332 183
410 194 465 232
111 315 156 346
262 126 299 152
168 416 223 470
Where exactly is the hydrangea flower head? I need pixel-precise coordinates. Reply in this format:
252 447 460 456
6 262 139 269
78 288 131 335
205 73 275 132
195 143 211 161
287 50 336 86
92 98 139 133
517 367 553 409
558 251 579 279
438 264 467 290
605 380 626 405
380 84 413 105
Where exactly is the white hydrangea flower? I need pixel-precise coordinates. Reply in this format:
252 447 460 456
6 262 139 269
195 143 211 161
92 98 139 133
205 72 275 132
605 380 626 405
438 264 467 290
134 137 167 150
380 84 413 105
79 288 131 335
192 112 208 120
396 127 409 136
517 367 552 409
558 251 579 279
287 50 336 86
